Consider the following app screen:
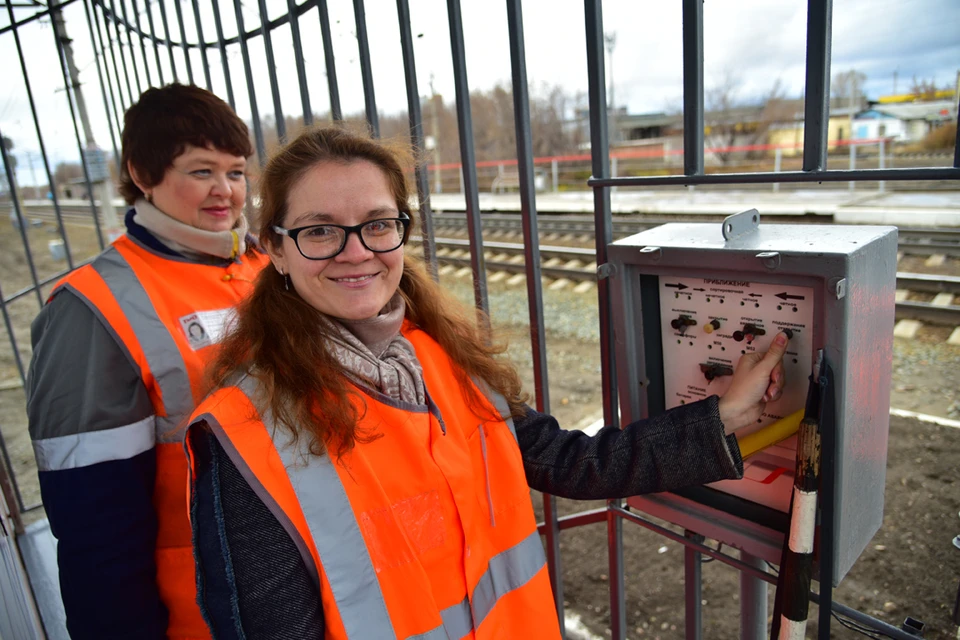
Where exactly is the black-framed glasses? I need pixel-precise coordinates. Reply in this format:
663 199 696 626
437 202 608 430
273 216 411 260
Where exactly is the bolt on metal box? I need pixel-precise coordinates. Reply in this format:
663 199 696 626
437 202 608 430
606 211 897 585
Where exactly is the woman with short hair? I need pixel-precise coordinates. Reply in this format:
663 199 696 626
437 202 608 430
27 83 269 639
186 126 788 639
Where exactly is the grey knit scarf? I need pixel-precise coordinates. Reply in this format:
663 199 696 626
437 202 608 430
322 294 427 405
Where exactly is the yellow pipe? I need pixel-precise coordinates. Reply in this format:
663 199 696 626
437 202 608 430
736 409 805 459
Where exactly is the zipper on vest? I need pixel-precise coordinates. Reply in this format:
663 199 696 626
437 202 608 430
477 424 496 527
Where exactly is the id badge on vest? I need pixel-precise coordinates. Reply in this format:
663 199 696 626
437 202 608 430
179 308 235 350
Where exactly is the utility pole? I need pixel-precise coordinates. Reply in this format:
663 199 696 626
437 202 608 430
429 74 442 194
52 2 121 240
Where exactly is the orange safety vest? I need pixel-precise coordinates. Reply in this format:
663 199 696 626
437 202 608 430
186 324 562 639
54 234 268 639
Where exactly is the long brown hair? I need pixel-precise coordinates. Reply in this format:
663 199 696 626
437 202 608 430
207 127 526 457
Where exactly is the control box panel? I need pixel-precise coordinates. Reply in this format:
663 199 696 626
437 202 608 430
607 217 897 585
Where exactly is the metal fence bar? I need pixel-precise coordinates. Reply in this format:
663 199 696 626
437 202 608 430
5 0 76 271
171 0 193 83
353 0 379 137
232 0 266 164
287 0 313 125
0 282 27 514
85 0 122 163
505 0 562 630
801 0 832 172
117 0 143 94
682 0 703 176
446 0 489 316
143 0 165 84
588 166 960 187
51 0 107 252
0 125 44 312
955 92 960 169
129 0 152 86
211 0 236 109
257 0 285 142
584 1 623 638
107 0 136 103
190 0 213 90
317 0 342 121
156 0 178 81
395 0 436 278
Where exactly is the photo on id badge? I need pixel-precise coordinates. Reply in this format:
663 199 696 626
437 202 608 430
180 313 212 349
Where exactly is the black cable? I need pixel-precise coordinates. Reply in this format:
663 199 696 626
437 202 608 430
765 560 779 576
699 541 723 563
830 610 909 640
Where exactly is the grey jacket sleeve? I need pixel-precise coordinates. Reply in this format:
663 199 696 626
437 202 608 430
515 396 744 500
27 286 155 442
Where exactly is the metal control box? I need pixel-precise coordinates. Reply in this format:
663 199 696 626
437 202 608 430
607 214 897 585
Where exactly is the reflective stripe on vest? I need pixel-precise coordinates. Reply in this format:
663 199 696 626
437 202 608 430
92 247 194 440
232 375 546 639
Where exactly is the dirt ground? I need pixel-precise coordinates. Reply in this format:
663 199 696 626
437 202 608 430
1 219 959 638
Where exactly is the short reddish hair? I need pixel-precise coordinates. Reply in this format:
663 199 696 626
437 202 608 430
118 83 253 204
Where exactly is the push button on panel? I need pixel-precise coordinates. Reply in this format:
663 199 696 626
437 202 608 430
703 319 721 334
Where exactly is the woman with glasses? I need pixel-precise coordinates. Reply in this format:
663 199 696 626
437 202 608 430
185 126 789 638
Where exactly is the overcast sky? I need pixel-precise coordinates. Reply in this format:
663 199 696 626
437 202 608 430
2 0 958 185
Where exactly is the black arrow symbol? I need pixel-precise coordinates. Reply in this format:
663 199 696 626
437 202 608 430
776 292 805 300
665 283 688 290
749 293 763 297
693 288 706 292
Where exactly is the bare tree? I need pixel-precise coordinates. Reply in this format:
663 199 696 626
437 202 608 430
705 72 790 165
831 70 867 109
909 76 940 101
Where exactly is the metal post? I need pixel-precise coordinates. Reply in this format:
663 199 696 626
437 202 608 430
172 0 194 84
143 0 165 85
353 0 379 137
318 0 342 121
396 0 436 278
156 0 179 81
848 141 855 191
801 0 833 172
211 0 235 109
879 139 886 193
287 0 313 126
232 0 266 165
506 0 561 630
129 0 152 86
108 0 135 103
446 0 489 316
740 550 767 640
585 1 622 638
117 0 143 94
773 147 782 192
0 125 43 311
682 0 704 177
684 531 704 640
85 0 122 163
552 158 558 192
611 155 618 195
190 0 213 90
257 0 286 142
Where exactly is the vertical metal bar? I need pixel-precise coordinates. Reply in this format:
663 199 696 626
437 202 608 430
108 0 136 103
585 1 622 638
157 0 179 81
353 0 379 137
117 0 143 94
682 0 704 176
84 0 122 167
232 0 266 164
144 0 165 84
684 531 703 640
5 0 75 271
191 0 213 90
287 0 314 125
0 125 44 310
0 280 27 514
211 0 236 109
317 0 342 121
505 0 561 629
446 0 489 316
257 0 285 142
129 0 152 86
396 0 436 278
801 0 832 172
954 92 960 168
95 0 128 120
173 0 195 84
52 0 106 251
740 551 767 640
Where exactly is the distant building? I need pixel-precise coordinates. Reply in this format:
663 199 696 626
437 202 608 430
852 101 956 143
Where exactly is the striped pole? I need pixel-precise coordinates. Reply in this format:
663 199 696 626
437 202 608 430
777 351 824 640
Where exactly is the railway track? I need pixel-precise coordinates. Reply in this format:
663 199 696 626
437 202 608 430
13 205 960 257
420 237 960 329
